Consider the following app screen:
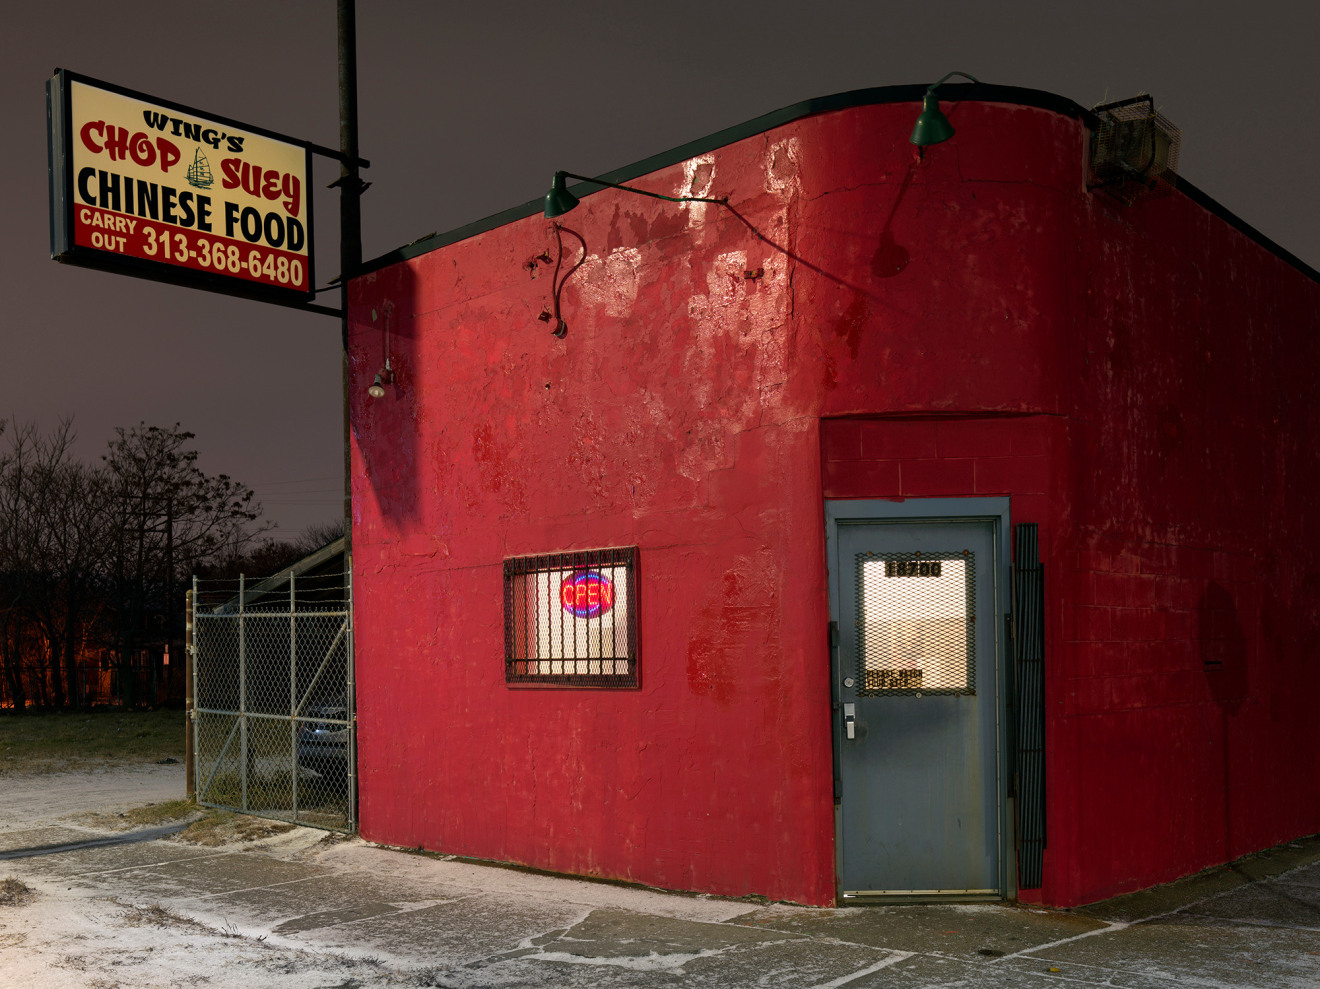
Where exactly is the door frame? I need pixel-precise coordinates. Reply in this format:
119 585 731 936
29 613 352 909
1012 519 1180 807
825 497 1015 903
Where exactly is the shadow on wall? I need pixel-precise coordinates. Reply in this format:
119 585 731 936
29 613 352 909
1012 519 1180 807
1197 580 1249 862
355 262 420 529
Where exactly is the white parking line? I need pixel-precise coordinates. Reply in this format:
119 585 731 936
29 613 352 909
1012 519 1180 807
807 950 916 988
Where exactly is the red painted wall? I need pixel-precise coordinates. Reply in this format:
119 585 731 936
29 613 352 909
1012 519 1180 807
1048 182 1320 904
348 97 1320 907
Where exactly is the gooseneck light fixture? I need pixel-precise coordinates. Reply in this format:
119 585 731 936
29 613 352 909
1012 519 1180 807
367 301 394 398
545 223 587 339
368 362 392 398
910 71 980 147
539 170 729 337
544 170 727 219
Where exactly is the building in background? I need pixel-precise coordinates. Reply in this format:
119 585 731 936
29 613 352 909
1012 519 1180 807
345 83 1320 908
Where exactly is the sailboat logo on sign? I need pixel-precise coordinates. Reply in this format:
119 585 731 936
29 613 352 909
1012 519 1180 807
186 148 213 189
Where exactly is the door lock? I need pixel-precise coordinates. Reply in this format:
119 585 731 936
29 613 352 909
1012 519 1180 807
844 703 856 740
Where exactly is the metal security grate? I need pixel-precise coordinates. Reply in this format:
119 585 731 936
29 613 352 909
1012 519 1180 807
504 547 639 688
854 550 975 696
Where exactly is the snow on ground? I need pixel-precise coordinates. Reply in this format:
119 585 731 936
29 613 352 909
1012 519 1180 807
319 841 761 925
0 873 403 989
0 763 185 828
2 765 1319 988
0 769 396 988
0 766 762 988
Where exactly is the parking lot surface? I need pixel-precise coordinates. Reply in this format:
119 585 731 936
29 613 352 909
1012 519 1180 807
2 768 1318 987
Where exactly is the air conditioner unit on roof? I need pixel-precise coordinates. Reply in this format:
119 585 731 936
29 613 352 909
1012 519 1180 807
1089 95 1181 205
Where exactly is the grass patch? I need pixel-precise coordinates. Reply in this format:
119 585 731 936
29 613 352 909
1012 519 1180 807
175 811 297 847
0 878 34 906
114 899 211 933
201 768 297 809
0 708 185 774
75 797 198 831
120 797 195 826
198 767 349 820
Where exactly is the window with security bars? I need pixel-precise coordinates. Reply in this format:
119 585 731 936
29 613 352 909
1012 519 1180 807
504 547 639 687
855 550 975 695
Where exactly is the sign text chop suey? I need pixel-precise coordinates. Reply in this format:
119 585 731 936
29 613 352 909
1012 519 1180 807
68 80 310 293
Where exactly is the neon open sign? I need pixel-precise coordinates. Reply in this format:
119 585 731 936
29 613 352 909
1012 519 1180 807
559 571 615 618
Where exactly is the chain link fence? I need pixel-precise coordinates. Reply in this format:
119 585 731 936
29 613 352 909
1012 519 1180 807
191 566 354 832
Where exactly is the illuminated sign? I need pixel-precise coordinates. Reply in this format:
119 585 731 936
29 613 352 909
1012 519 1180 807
504 547 639 688
48 70 314 305
559 571 615 618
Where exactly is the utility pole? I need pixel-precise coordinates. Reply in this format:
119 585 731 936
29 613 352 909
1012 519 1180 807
340 0 361 562
337 0 362 826
338 0 361 578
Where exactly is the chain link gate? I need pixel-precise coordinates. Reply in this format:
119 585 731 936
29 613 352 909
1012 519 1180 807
190 567 354 832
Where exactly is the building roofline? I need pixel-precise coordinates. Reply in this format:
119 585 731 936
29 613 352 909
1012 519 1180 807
358 83 1319 285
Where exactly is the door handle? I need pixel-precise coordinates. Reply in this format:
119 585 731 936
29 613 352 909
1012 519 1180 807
844 703 856 740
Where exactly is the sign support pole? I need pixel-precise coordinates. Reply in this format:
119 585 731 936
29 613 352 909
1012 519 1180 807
337 0 361 822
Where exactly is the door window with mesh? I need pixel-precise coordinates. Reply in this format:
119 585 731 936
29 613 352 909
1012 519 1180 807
504 547 638 688
855 550 975 695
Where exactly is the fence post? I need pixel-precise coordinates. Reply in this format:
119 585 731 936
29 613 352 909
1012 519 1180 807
239 573 248 812
186 584 195 799
289 569 298 823
347 564 356 831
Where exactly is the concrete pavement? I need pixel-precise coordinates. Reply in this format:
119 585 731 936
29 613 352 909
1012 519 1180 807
1 810 1319 987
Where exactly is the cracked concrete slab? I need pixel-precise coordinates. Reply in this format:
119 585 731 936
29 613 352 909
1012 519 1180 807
291 894 591 965
999 918 1320 988
737 900 1108 960
3 767 1320 987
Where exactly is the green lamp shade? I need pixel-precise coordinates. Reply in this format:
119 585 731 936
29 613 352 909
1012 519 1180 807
544 172 580 218
910 92 956 147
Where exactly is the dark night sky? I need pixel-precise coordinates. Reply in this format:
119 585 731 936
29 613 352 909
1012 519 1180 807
3 1 1316 539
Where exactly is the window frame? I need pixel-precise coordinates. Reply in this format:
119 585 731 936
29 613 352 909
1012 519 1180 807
502 546 640 689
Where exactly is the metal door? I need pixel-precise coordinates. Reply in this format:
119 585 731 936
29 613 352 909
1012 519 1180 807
829 506 1005 898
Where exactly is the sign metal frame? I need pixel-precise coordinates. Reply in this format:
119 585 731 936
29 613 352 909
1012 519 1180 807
48 68 324 310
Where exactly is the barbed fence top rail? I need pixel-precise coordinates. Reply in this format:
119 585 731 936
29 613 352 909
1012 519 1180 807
193 568 350 615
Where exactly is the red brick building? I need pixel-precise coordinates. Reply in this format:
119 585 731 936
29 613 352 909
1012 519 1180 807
346 83 1320 907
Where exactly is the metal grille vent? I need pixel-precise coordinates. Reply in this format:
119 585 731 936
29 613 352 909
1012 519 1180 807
1089 95 1181 205
1013 523 1046 889
504 546 639 688
854 550 975 696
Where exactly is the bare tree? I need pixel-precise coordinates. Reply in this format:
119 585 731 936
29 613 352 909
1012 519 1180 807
34 446 114 709
0 420 112 709
296 519 345 554
198 518 345 584
103 423 266 706
0 421 57 708
0 418 29 710
0 420 270 710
